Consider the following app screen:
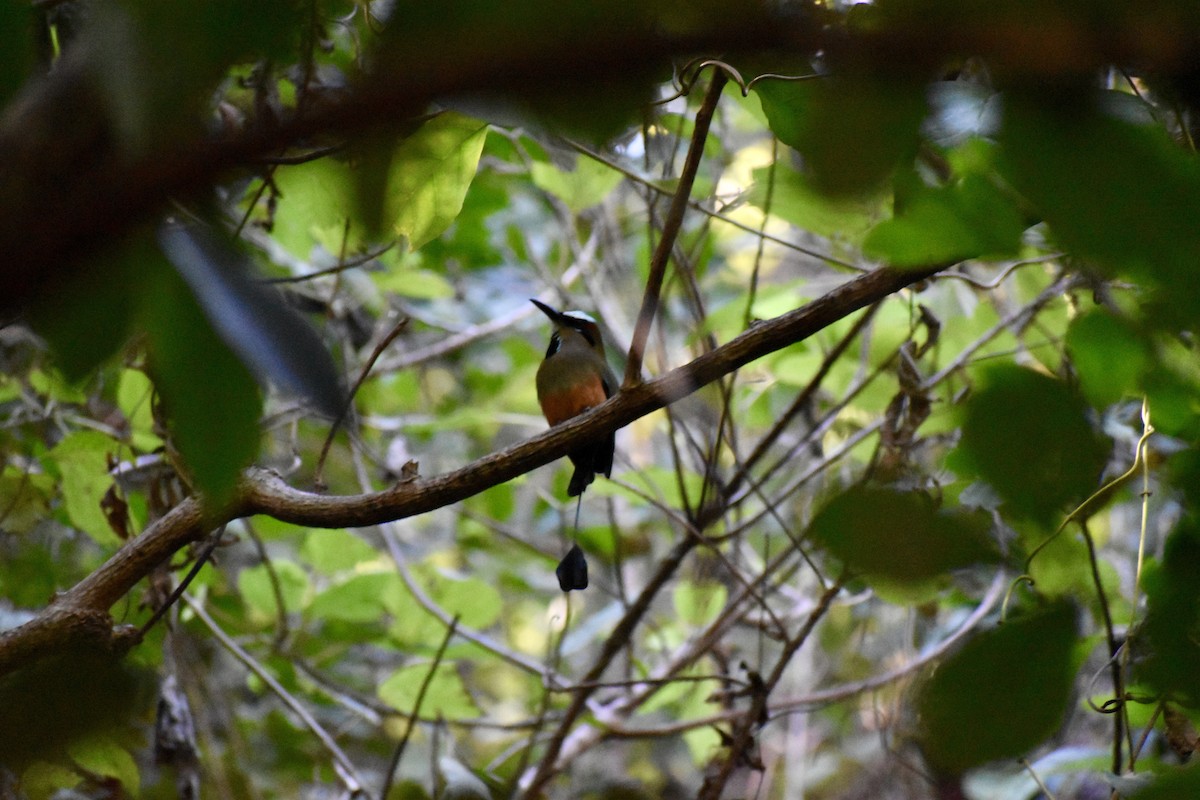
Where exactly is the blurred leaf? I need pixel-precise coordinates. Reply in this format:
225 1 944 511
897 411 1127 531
1141 518 1200 707
0 469 54 535
379 663 479 718
301 529 379 573
271 154 360 257
958 366 1109 523
1143 335 1200 439
158 222 342 417
88 0 300 151
379 0 666 143
238 561 310 622
1136 761 1200 799
115 368 162 453
999 94 1200 325
140 263 261 506
863 174 1025 266
808 486 998 586
68 735 140 795
1018 519 1094 599
756 76 926 196
425 573 503 630
0 538 58 607
672 580 728 627
28 238 146 382
50 431 119 547
0 3 35 107
375 267 456 300
746 162 878 240
20 761 81 800
1065 310 1150 408
917 601 1079 774
311 572 396 624
0 649 156 767
531 156 623 213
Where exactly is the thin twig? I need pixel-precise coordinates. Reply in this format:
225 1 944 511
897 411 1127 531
696 576 847 800
183 593 368 797
624 69 728 386
520 536 702 797
134 527 225 641
313 314 410 487
382 616 461 800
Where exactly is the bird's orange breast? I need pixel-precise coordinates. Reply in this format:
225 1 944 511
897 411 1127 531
538 374 608 426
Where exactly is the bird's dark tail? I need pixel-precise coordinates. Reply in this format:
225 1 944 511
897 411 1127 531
567 463 595 497
567 433 614 497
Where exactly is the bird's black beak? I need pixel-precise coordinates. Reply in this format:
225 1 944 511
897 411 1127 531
530 298 567 324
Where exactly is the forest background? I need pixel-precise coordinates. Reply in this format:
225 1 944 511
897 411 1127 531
3 1 1200 798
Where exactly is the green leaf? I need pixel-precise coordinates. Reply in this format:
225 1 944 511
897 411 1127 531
424 572 503 630
0 469 54 536
89 0 300 152
0 3 35 107
271 153 360 257
28 238 145 382
50 431 119 547
20 761 81 800
374 267 456 300
68 735 140 795
999 94 1200 325
746 162 877 240
1141 519 1200 707
530 156 623 213
1065 310 1150 408
140 263 262 507
275 112 486 255
0 650 156 766
916 601 1079 774
378 663 479 718
301 529 379 573
958 366 1109 523
369 112 490 250
237 560 311 622
116 368 163 453
808 486 998 587
863 174 1025 266
756 77 926 196
311 572 397 624
1136 761 1200 799
672 580 728 627
390 113 489 248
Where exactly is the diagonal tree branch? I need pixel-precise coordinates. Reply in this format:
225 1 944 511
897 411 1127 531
0 261 945 687
622 68 728 386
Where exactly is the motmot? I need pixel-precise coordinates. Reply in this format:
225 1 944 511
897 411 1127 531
530 298 617 497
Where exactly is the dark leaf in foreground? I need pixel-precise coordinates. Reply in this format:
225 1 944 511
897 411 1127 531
157 222 343 417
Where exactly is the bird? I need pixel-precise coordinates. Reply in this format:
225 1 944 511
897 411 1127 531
531 298 618 497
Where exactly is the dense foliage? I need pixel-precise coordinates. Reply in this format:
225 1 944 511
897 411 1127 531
3 1 1200 798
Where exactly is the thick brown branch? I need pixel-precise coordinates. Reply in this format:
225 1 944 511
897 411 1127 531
0 263 942 679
